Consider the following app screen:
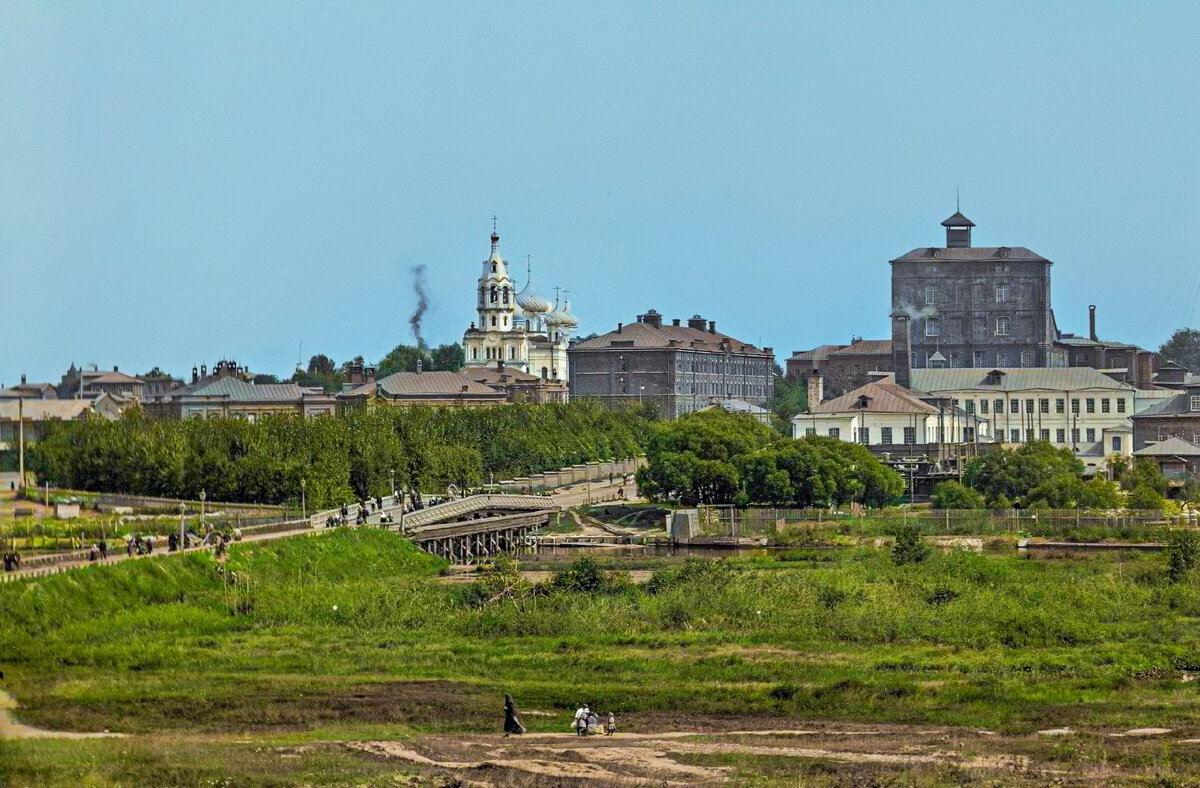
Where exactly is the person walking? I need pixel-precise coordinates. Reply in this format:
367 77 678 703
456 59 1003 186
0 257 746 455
605 711 617 736
573 704 590 736
503 694 526 736
168 532 178 552
99 539 108 560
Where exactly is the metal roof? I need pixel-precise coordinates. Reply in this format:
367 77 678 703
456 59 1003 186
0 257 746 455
910 367 1134 393
941 211 976 227
806 381 939 416
1131 393 1191 417
827 339 892 356
573 320 771 355
890 246 1049 263
0 400 94 421
169 377 312 401
1134 437 1200 457
347 371 506 399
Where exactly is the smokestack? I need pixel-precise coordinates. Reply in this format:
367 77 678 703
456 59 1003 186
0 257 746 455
708 321 716 334
201 364 207 378
1089 305 1097 342
672 318 680 326
113 365 118 372
20 374 26 385
891 312 912 389
806 372 824 406
415 358 423 374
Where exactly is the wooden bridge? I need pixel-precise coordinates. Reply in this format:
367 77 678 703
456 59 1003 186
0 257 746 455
390 494 558 561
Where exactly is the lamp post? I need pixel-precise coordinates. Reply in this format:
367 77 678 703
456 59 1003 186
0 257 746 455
390 469 396 499
301 478 307 520
179 502 186 550
199 489 206 529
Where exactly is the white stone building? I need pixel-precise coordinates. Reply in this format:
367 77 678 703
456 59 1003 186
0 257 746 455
462 229 575 385
792 377 978 446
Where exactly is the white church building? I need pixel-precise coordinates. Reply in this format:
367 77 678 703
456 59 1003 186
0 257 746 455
462 229 577 385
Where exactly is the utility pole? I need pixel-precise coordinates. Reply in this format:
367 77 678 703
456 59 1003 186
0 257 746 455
17 393 25 492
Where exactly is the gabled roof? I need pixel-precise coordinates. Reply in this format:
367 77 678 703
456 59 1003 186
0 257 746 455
346 371 505 399
461 365 543 385
165 376 315 402
89 371 144 385
573 320 770 356
828 339 892 356
0 399 95 421
1134 436 1200 457
804 380 939 416
891 246 1050 263
941 211 975 227
1131 393 1194 417
787 345 847 362
0 382 57 399
910 367 1134 393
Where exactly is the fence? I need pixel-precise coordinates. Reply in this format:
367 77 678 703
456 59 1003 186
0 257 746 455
699 506 1186 540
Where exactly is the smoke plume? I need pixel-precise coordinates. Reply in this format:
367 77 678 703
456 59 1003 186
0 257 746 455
410 264 429 350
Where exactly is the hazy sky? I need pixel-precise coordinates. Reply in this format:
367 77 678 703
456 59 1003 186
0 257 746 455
2 2 1198 385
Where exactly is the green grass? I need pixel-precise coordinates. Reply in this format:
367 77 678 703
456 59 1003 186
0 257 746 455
4 529 1200 784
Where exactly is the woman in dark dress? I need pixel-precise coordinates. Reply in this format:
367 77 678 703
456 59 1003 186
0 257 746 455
503 694 526 735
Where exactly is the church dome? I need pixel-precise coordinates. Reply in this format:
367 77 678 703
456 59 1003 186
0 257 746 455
516 282 551 314
556 299 579 329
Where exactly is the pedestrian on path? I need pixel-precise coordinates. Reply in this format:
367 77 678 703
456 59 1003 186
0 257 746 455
99 540 108 560
503 694 526 736
573 704 590 736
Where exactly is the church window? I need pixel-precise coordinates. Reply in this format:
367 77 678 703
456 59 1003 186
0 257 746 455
491 262 497 273
541 367 548 380
509 347 516 359
471 348 478 360
503 286 510 304
490 285 498 303
490 315 496 327
502 316 507 327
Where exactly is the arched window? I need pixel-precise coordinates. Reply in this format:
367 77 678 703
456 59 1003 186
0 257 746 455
502 286 510 304
509 346 516 359
490 285 498 303
471 347 478 360
490 315 496 327
541 367 548 379
491 262 497 273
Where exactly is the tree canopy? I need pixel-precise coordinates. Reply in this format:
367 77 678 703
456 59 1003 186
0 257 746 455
963 442 1085 508
1159 327 1200 372
636 410 903 507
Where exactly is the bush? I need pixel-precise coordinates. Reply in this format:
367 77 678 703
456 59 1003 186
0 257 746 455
1129 484 1167 511
892 525 929 566
931 481 985 510
1167 530 1200 584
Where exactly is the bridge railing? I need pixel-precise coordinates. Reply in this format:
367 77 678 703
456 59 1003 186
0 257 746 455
402 494 559 528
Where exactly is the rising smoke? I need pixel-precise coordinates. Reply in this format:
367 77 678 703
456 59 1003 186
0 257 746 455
410 264 429 350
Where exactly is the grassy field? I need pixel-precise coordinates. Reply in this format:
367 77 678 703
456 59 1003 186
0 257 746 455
3 529 1200 785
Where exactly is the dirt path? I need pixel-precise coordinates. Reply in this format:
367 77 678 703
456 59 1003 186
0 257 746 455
0 690 123 739
340 726 1087 785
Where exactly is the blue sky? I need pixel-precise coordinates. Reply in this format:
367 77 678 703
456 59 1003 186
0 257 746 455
2 2 1197 385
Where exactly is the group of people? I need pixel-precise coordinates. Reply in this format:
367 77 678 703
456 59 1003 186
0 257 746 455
573 703 617 736
501 696 617 737
86 540 109 561
125 534 155 557
2 551 20 572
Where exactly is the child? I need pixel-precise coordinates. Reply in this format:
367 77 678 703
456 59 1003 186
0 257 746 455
605 712 617 736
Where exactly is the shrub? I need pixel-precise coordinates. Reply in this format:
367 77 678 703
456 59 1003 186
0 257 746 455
931 481 985 510
1129 484 1167 511
1167 530 1200 584
892 525 929 566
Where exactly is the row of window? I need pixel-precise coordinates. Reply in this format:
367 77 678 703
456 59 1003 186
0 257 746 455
472 346 520 361
925 316 1013 337
1002 428 1121 450
481 285 511 305
805 425 1124 452
962 397 1127 416
924 284 1017 306
806 426 917 444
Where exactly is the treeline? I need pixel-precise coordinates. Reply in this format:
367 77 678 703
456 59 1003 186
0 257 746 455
636 410 904 507
932 441 1178 510
30 402 651 509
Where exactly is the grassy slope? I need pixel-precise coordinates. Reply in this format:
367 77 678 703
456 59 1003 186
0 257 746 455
4 531 1200 785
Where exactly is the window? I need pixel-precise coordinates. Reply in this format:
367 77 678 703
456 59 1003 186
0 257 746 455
858 427 870 444
973 350 986 367
1117 398 1126 413
1020 350 1034 367
881 427 893 444
1071 428 1080 443
1010 399 1020 414
828 427 840 439
995 284 1010 303
1010 428 1020 442
1071 399 1080 414
1086 428 1096 442
502 286 510 304
950 352 962 368
965 400 975 415
925 285 938 304
1039 399 1050 413
489 285 498 303
1025 399 1034 413
980 399 989 414
1056 429 1066 443
903 426 915 444
1086 398 1095 413
1191 396 1200 412
1101 398 1110 413
1026 429 1034 442
509 346 517 359
471 347 478 360
805 428 816 437
995 317 1010 336
994 399 1004 414
1056 398 1065 414
1040 429 1051 441
925 318 941 337
997 352 1009 366
490 315 497 327
1112 436 1122 452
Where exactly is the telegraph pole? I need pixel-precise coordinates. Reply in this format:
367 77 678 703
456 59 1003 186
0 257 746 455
17 393 25 492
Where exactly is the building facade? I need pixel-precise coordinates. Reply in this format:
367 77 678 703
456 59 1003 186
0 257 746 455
569 310 774 420
461 362 569 404
339 368 508 409
785 338 893 398
792 377 976 446
462 229 575 386
1130 383 1200 451
145 360 336 420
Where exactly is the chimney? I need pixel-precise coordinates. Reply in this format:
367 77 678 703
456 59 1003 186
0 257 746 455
639 310 662 328
687 315 707 330
20 374 26 385
708 321 716 334
1089 305 1097 342
415 358 423 374
617 322 623 333
348 362 364 385
365 366 376 384
672 318 680 326
806 372 824 406
192 366 198 383
890 311 912 389
201 364 207 378
113 365 118 372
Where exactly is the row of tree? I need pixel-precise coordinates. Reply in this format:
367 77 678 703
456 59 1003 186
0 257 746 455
293 344 466 393
636 410 905 507
931 441 1174 510
30 401 651 509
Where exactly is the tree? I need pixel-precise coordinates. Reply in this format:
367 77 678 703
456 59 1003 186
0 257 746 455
429 344 466 372
1159 328 1200 372
765 375 806 435
377 344 430 377
252 374 280 385
307 354 337 378
1128 484 1167 511
1118 458 1168 496
931 481 985 509
1167 530 1200 583
964 442 1085 507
